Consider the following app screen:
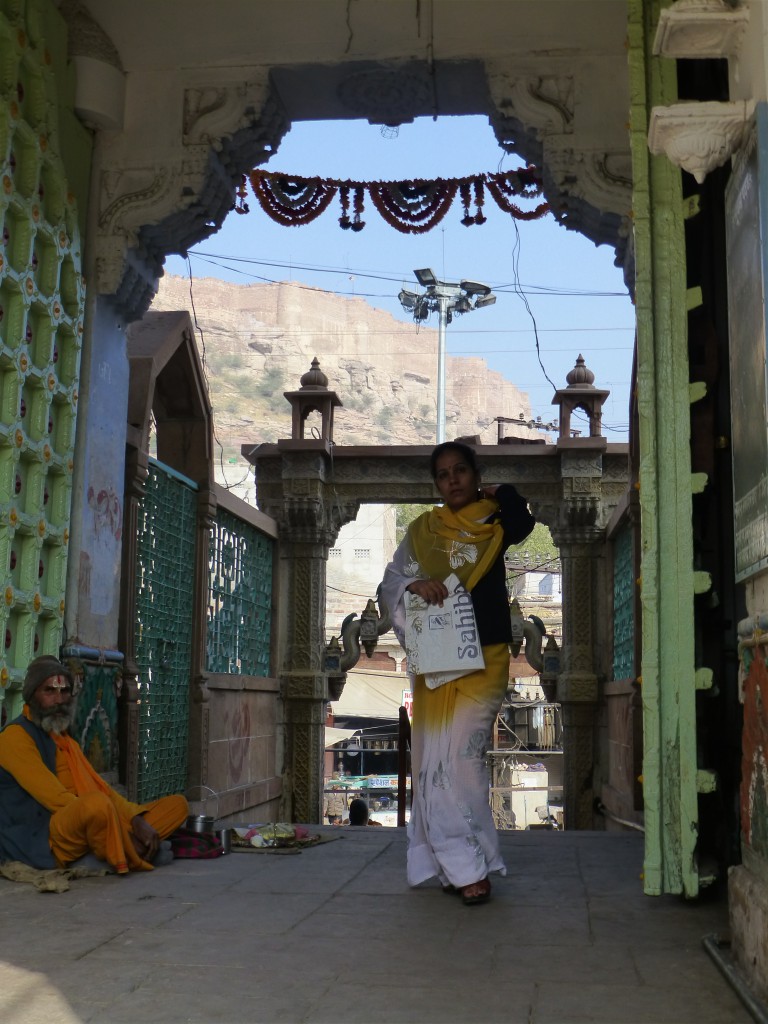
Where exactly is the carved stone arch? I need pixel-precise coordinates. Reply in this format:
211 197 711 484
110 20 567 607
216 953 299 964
485 63 633 272
77 37 633 322
88 69 289 322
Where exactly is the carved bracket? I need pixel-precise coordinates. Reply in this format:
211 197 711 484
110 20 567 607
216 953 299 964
544 143 632 220
486 62 631 259
653 0 749 59
486 70 575 138
270 495 357 547
648 99 755 184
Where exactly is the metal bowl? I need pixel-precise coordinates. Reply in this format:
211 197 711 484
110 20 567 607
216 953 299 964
186 814 215 834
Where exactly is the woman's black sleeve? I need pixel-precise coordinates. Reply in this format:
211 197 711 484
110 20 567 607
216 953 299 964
495 483 536 545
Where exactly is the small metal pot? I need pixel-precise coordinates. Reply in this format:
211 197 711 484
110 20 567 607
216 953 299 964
186 814 215 834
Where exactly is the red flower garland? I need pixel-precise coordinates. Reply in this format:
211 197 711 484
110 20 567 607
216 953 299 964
250 171 337 226
339 184 351 228
369 179 458 234
248 167 548 233
484 174 549 221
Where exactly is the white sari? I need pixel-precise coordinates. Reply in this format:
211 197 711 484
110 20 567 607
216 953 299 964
381 525 508 888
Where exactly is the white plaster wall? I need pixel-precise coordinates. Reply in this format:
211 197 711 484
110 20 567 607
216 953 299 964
326 504 396 630
731 2 768 104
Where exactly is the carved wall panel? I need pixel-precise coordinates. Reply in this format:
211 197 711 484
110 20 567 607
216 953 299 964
486 71 575 138
90 72 286 320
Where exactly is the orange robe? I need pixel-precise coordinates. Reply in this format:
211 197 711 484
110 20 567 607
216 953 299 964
0 716 188 873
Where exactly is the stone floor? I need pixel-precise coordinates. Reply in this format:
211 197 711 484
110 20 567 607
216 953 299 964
0 828 756 1024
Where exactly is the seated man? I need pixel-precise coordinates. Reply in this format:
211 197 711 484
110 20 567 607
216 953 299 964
346 797 382 826
0 655 188 874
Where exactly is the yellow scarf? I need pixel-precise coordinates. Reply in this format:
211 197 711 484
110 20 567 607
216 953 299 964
23 705 114 798
408 497 504 592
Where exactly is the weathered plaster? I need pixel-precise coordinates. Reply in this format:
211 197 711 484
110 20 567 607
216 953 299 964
66 296 129 648
629 0 698 897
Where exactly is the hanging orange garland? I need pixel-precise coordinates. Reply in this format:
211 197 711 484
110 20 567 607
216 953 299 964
242 166 548 233
368 179 458 234
249 173 337 226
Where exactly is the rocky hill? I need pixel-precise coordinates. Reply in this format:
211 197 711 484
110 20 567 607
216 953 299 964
151 275 538 492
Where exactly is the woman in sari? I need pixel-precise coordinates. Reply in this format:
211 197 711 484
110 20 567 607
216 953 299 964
381 441 535 905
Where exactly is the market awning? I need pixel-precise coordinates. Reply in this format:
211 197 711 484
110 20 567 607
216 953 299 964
331 669 410 719
324 726 358 748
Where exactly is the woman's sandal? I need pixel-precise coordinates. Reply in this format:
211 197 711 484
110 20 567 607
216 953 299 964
441 884 459 895
460 878 491 905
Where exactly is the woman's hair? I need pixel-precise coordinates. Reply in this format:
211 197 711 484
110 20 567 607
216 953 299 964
429 441 480 479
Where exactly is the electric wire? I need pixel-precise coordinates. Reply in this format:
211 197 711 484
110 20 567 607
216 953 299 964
175 248 629 438
184 258 253 494
507 219 558 395
183 249 629 299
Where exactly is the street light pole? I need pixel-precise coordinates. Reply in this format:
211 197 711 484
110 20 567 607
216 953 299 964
436 292 449 444
398 269 496 444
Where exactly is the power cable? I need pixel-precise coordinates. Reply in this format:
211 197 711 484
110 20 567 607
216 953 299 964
181 250 630 298
507 220 558 395
183 258 255 494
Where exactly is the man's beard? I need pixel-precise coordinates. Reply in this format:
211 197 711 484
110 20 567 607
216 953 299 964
28 698 76 735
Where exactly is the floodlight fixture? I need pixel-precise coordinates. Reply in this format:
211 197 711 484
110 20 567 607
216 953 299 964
397 269 498 444
414 267 437 287
460 279 491 296
415 298 430 320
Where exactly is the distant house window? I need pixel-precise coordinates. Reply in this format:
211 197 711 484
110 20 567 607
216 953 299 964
539 573 553 596
329 548 342 558
354 548 370 559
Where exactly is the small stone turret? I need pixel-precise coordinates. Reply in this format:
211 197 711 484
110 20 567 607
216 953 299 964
552 354 610 440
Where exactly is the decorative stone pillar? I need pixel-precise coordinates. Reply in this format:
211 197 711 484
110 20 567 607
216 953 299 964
553 532 601 829
257 361 359 822
548 354 613 829
265 466 358 823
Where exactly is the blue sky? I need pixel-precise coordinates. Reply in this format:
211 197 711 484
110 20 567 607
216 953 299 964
164 116 635 441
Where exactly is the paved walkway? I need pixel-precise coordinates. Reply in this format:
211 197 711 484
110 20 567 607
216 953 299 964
0 828 755 1024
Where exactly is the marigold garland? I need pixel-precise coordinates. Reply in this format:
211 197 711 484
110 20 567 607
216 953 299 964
369 179 458 234
250 173 337 226
245 167 549 232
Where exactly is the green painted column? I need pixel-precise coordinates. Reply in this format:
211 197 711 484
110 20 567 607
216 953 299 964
0 0 90 720
629 0 699 897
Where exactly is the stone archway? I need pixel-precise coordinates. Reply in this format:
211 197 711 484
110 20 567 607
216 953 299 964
60 1 642 829
248 430 628 824
0 0 743 900
60 3 638 825
61 1 634 323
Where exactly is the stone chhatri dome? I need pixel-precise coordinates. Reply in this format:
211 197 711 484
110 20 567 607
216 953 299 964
552 354 609 440
566 354 596 388
299 357 329 391
284 358 342 442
